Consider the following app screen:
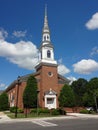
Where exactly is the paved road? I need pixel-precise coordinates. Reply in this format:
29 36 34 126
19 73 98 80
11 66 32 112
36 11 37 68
0 118 98 130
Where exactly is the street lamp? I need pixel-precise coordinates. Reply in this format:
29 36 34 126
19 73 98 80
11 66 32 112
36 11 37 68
94 93 98 113
37 90 40 116
15 76 20 118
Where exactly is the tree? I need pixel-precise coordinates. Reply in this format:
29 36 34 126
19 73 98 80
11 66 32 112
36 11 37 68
71 78 88 106
82 92 94 107
0 92 9 111
58 84 75 107
83 77 98 109
23 75 37 110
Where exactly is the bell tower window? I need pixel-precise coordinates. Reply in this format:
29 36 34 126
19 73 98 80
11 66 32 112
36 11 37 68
41 51 42 59
47 50 51 58
44 36 46 41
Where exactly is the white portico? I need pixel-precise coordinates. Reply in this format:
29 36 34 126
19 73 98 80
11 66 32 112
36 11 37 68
44 88 57 109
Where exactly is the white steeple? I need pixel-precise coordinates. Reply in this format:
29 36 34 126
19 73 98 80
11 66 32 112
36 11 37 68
37 5 57 67
42 5 51 44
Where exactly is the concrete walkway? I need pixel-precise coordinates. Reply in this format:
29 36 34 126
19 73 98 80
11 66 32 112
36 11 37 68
0 112 98 124
67 113 98 119
0 112 11 123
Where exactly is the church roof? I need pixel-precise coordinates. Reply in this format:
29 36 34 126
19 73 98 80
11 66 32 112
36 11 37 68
58 74 70 84
5 71 40 92
6 71 70 92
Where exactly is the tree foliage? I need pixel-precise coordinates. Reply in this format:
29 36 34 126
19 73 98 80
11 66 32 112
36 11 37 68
71 78 88 106
83 77 98 107
23 75 37 108
59 84 75 107
0 92 9 111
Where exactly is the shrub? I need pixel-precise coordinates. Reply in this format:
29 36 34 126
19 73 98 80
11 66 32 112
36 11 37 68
57 108 66 115
38 108 50 114
30 108 50 115
10 106 17 113
10 107 24 113
80 109 89 114
31 108 66 116
17 108 24 113
30 108 37 113
89 110 96 114
51 109 60 115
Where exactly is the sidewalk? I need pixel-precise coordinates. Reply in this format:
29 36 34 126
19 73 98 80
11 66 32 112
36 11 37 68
67 113 98 119
0 112 98 124
0 112 11 123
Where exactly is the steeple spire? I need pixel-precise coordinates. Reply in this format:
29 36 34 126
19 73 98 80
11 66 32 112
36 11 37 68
36 4 57 67
43 4 50 34
42 5 51 43
45 4 47 18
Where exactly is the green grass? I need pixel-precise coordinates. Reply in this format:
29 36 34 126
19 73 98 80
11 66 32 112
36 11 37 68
5 112 55 119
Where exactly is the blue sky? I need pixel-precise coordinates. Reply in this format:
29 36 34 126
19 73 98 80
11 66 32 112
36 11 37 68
0 0 98 90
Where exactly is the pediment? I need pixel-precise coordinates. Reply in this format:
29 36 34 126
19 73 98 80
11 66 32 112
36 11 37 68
44 88 57 95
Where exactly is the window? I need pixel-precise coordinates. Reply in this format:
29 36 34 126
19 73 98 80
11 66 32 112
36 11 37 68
44 36 46 41
48 72 53 77
47 98 54 104
41 52 42 59
47 35 49 40
47 50 51 58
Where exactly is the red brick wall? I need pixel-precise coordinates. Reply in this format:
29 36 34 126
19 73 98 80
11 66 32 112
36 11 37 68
64 107 85 113
18 82 26 108
38 65 59 108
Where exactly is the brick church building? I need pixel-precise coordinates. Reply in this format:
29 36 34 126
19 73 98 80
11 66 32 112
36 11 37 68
6 7 69 109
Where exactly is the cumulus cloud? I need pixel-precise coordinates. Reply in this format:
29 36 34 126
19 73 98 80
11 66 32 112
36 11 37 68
0 28 8 40
13 30 27 38
67 76 77 85
0 39 39 70
90 46 98 56
73 59 98 74
0 83 7 90
85 12 98 30
58 58 70 75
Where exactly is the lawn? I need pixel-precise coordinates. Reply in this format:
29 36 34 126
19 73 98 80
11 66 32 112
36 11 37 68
4 111 56 119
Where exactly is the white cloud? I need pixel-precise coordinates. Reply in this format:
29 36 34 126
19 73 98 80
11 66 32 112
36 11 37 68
90 46 98 56
0 28 8 40
13 30 27 38
58 58 62 64
73 59 98 74
58 59 70 75
67 76 77 85
85 12 98 30
0 83 7 90
58 64 70 75
0 39 39 70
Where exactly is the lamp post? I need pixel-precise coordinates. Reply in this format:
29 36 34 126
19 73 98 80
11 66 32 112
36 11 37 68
94 93 98 113
37 90 40 116
15 76 20 118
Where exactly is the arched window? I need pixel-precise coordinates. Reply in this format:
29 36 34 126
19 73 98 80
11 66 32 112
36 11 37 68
44 36 46 41
41 52 42 59
47 50 51 58
47 35 49 40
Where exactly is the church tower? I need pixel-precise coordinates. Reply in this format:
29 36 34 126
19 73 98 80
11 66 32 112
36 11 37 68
38 5 57 66
35 6 59 109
